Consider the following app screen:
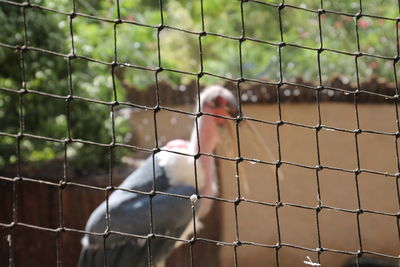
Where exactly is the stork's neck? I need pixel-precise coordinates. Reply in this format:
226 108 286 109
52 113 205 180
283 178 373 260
190 114 220 155
190 114 219 200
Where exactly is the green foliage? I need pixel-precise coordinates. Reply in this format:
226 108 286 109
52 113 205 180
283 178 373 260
0 0 129 174
0 0 398 173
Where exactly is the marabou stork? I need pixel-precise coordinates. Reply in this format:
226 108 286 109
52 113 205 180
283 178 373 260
78 85 242 267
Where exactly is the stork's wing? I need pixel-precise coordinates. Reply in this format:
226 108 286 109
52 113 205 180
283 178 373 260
78 156 195 267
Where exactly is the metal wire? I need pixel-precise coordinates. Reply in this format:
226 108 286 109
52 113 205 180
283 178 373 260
0 0 400 266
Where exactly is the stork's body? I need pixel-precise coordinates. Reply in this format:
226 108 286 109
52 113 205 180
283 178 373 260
79 86 238 267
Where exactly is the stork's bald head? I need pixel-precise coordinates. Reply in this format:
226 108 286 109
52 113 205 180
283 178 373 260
200 85 238 120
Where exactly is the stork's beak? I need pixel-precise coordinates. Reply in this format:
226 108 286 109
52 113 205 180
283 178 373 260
222 117 251 194
221 116 280 195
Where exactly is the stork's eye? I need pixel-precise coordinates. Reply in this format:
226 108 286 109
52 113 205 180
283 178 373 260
214 96 227 108
204 96 224 108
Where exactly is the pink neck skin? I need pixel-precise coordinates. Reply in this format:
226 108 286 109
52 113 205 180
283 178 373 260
190 106 225 217
190 112 220 218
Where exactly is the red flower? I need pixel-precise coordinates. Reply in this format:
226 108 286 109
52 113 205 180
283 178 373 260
358 19 370 29
300 31 309 39
334 20 343 29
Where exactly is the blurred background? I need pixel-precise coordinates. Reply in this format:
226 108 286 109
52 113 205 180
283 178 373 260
0 0 399 266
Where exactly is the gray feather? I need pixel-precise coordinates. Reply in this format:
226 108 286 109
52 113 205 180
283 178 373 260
79 156 196 267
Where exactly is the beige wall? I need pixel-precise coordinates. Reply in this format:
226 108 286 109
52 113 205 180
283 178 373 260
130 103 399 266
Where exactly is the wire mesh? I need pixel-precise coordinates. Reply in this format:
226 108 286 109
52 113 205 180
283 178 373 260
0 0 399 266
